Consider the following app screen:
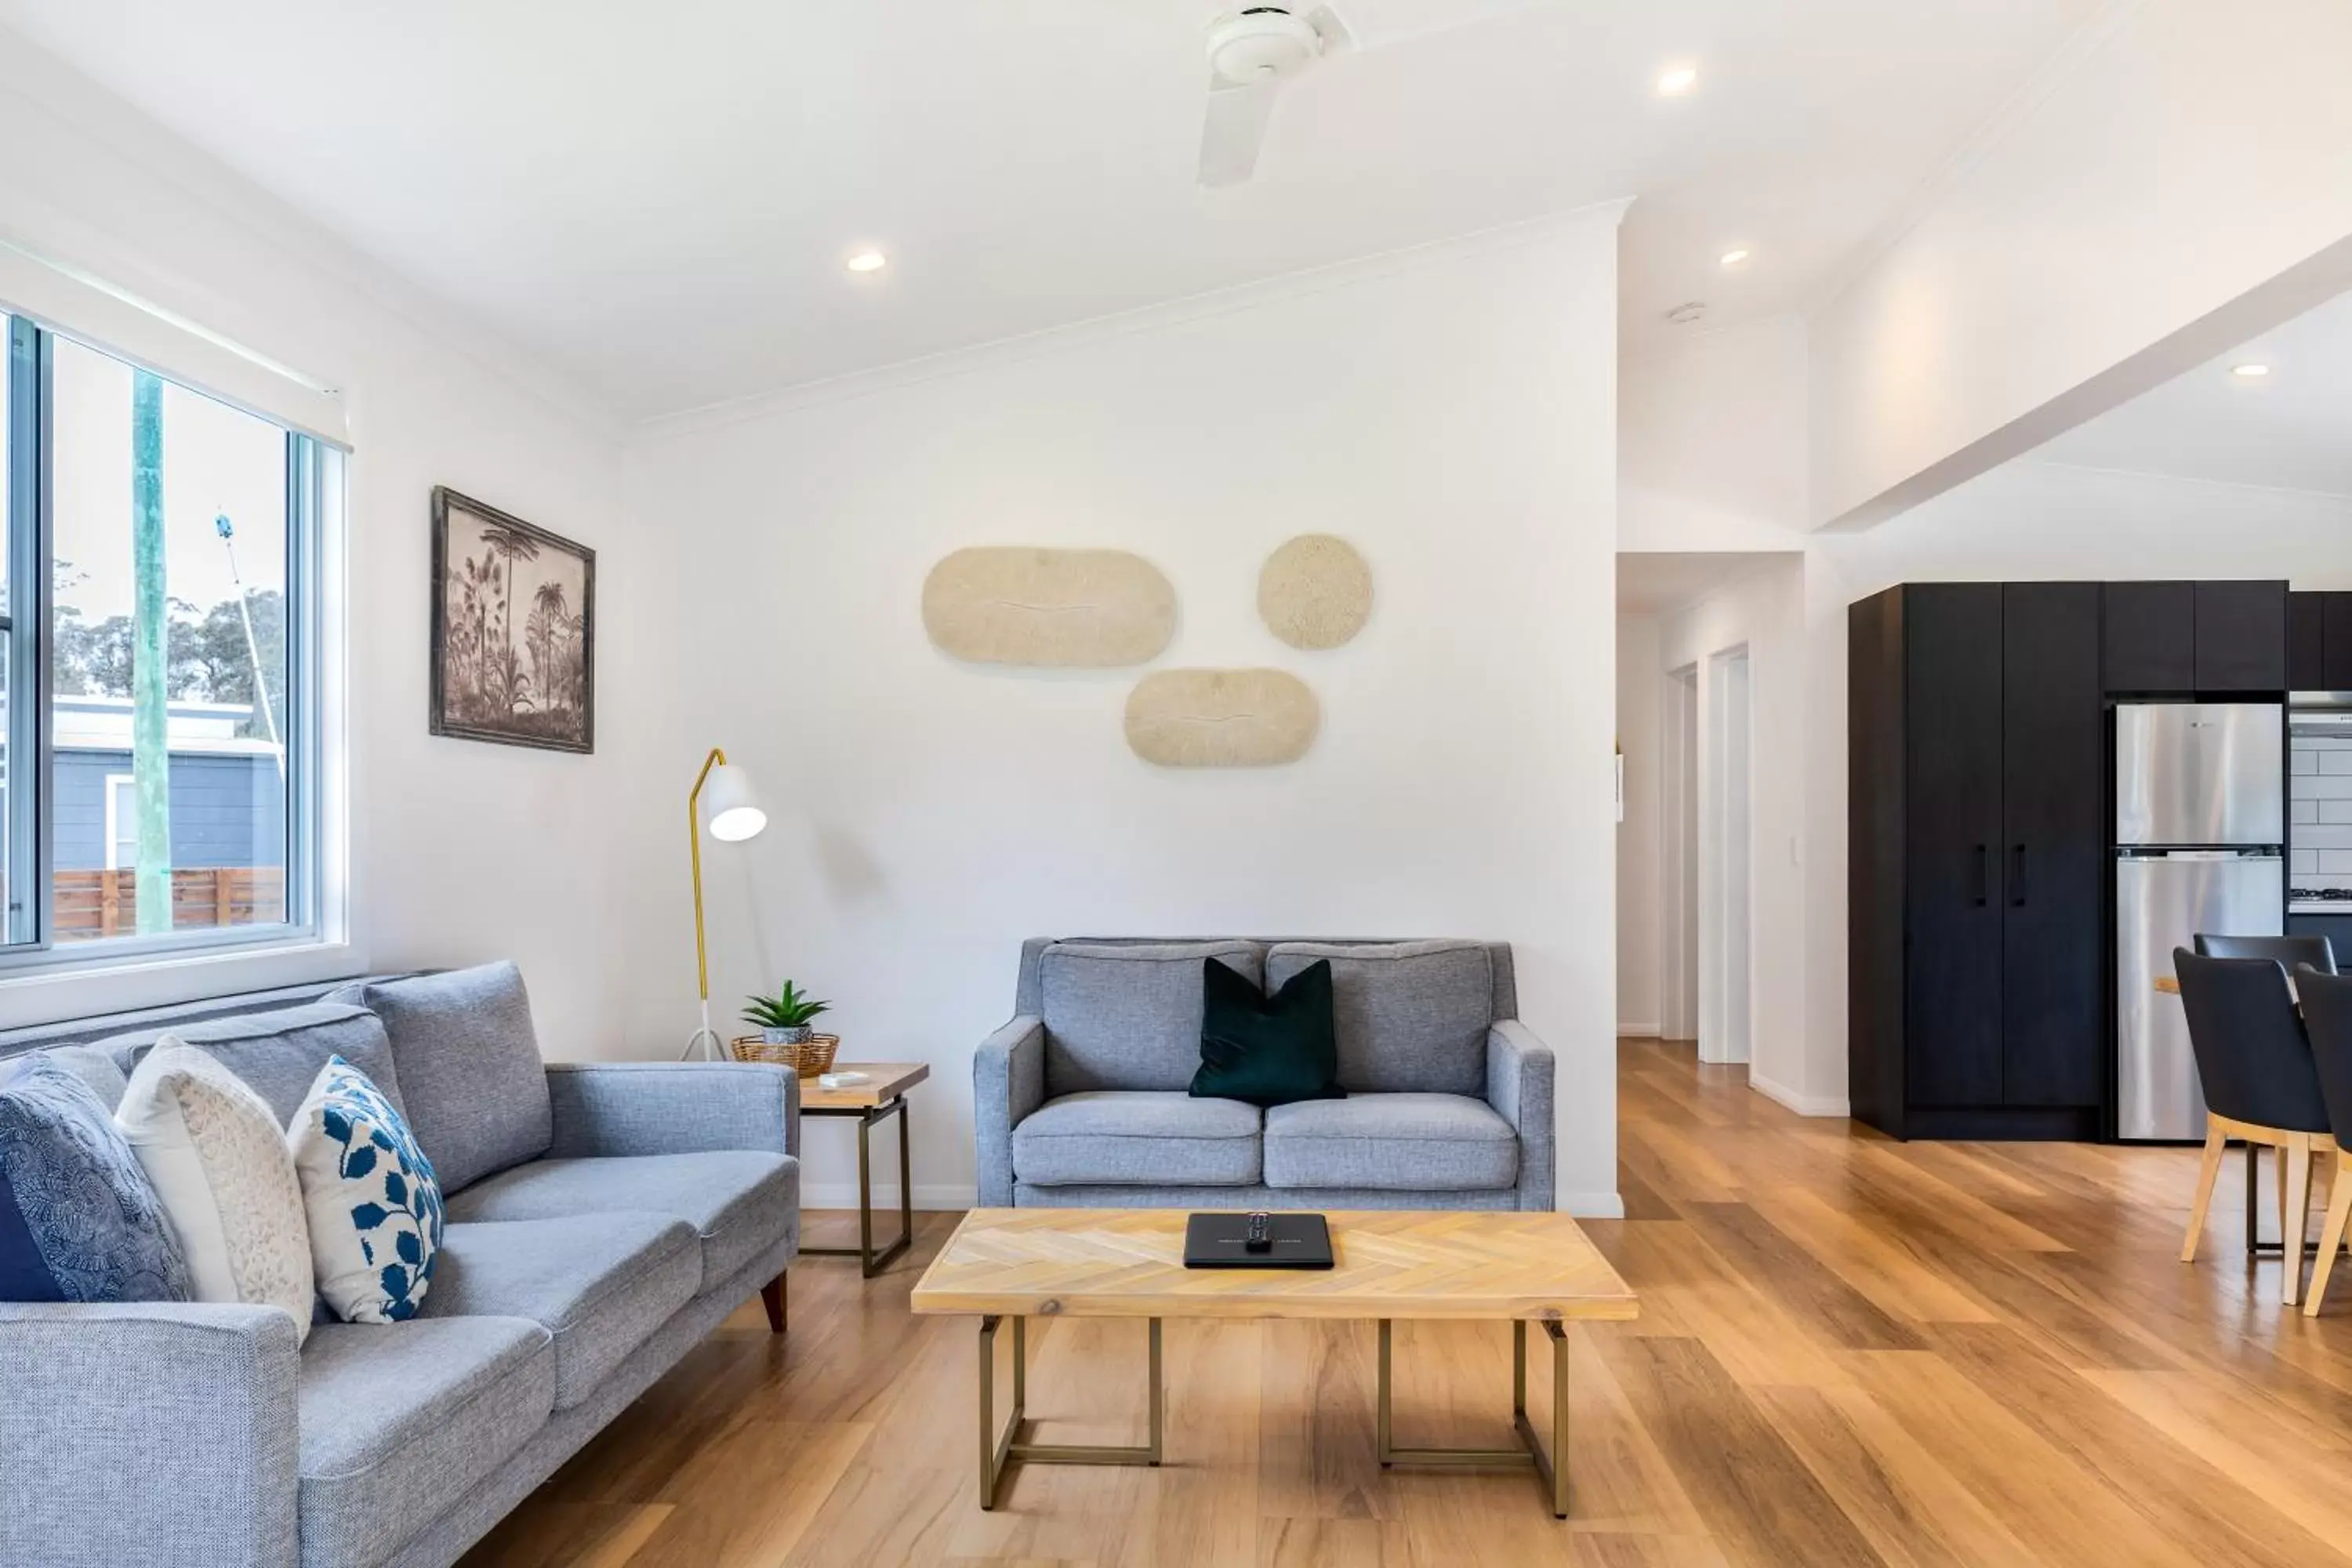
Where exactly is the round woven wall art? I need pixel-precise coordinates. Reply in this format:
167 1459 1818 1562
1257 533 1371 650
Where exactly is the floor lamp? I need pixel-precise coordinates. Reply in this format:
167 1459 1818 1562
684 747 768 1062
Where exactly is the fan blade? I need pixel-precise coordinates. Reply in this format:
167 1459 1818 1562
1198 77 1279 187
1304 5 1356 53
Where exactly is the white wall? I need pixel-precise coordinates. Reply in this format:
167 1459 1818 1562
627 209 1628 1213
1809 0 2352 528
1615 614 1661 1036
1620 316 1810 552
0 34 659 1049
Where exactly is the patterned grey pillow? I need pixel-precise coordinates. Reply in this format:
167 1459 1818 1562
0 1055 191 1303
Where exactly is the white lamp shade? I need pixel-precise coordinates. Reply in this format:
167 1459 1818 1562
702 764 768 842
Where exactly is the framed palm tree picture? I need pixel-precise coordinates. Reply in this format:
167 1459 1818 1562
430 487 595 753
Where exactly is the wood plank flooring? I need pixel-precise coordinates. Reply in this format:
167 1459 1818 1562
464 1039 2352 1568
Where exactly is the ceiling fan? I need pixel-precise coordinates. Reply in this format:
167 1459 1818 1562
1196 2 1556 187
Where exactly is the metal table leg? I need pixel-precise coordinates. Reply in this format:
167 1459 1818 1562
978 1315 1162 1510
802 1096 914 1277
1376 1318 1570 1519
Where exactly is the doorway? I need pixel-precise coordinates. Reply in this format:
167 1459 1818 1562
1661 664 1700 1042
1701 646 1752 1065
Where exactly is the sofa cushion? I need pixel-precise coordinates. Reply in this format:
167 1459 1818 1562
0 1055 191 1303
114 1040 314 1339
1039 940 1264 1094
445 1151 797 1293
96 1003 404 1131
332 963 551 1195
1264 942 1493 1094
1262 1093 1518 1192
289 1057 447 1325
37 1045 129 1111
1192 956 1345 1108
298 1316 553 1568
423 1214 699 1409
1013 1091 1261 1187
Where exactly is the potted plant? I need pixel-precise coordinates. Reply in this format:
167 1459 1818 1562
743 981 830 1045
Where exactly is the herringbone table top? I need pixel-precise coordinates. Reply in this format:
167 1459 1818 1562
909 1207 1639 1321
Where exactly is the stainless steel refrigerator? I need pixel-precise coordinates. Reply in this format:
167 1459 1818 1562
2114 702 2285 1140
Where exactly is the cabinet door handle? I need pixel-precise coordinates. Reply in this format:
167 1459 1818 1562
1973 844 1989 906
2011 844 2027 906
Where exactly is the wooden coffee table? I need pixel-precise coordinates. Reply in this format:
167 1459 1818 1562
909 1207 1638 1516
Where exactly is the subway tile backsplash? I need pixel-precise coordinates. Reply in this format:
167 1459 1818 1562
2292 734 2352 895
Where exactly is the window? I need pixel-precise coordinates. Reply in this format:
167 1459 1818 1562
0 314 324 962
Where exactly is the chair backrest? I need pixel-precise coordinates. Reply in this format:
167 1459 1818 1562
2172 947 2331 1134
2194 933 2338 975
2291 966 2352 1156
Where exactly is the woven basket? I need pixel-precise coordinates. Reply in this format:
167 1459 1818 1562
731 1032 840 1076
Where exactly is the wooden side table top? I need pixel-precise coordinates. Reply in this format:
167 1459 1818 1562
799 1061 929 1111
909 1207 1639 1323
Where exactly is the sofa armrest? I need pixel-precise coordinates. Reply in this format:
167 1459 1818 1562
545 1061 800 1159
1487 1021 1556 1212
0 1301 300 1567
973 1014 1045 1208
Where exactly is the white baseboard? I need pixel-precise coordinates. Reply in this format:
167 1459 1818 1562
800 1181 976 1211
1560 1190 1625 1220
1616 1021 1662 1038
1748 1074 1849 1119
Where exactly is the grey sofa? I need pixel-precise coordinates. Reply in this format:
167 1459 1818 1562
0 964 800 1568
975 938 1553 1211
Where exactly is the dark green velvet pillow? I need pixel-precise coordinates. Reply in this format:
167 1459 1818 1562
1190 956 1345 1107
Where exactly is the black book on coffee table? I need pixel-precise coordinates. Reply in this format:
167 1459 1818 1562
1183 1211 1334 1269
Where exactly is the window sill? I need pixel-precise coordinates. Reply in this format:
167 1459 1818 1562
0 936 367 1032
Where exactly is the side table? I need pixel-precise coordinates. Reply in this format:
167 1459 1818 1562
799 1062 928 1277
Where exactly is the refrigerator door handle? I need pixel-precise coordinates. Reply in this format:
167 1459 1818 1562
2011 844 2027 906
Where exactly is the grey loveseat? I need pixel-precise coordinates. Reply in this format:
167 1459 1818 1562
975 938 1553 1210
0 963 800 1568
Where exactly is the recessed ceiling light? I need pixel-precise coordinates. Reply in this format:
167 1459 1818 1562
1665 301 1708 325
1657 64 1699 96
1719 248 1751 268
845 250 887 274
2230 362 2270 378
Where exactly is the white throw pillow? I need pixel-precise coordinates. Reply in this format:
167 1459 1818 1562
288 1054 445 1323
114 1036 314 1341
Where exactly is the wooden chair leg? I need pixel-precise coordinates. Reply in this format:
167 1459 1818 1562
2182 1120 2227 1263
2281 1143 2314 1308
762 1272 788 1334
2306 1156 2352 1318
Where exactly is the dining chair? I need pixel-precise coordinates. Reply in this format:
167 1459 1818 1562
2173 947 2334 1305
2194 933 2337 972
2291 966 2352 1316
2194 934 2336 1254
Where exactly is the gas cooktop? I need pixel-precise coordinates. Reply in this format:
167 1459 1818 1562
2291 888 2352 903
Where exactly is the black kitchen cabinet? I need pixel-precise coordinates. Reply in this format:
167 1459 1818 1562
2291 591 2325 691
2000 584 2106 1105
2288 913 2352 964
2323 593 2352 691
1850 582 2105 1140
1904 584 2006 1109
2194 580 2286 692
2103 581 2196 693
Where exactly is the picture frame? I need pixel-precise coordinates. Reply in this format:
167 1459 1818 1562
429 486 596 753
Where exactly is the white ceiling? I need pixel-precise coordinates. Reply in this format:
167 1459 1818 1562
1617 550 1795 615
0 0 2107 419
2030 287 2352 499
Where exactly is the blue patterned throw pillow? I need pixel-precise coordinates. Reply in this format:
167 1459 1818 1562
0 1055 191 1303
288 1055 445 1323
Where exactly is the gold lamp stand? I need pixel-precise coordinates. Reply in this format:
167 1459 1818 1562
683 746 768 1062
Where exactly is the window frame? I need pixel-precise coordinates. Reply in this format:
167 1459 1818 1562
0 312 327 971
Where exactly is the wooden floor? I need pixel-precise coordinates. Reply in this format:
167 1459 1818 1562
465 1040 2352 1568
